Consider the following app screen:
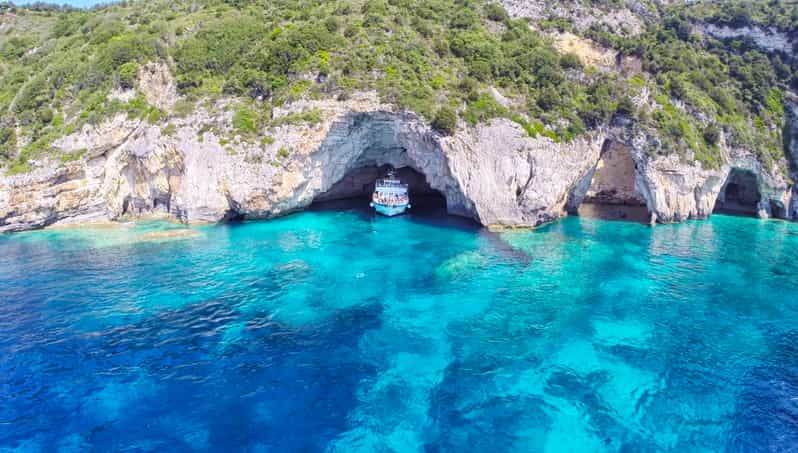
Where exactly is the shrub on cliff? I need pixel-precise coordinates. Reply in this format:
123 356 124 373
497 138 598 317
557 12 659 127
615 97 635 116
117 62 138 90
0 0 794 174
96 34 156 74
233 106 259 135
0 127 16 161
432 107 458 135
37 107 54 125
484 3 509 22
559 53 583 70
703 124 721 146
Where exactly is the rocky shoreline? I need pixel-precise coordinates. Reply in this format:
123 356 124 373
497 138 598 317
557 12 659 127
1 90 796 234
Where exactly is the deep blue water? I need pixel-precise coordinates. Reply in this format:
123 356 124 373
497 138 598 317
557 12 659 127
1 208 797 452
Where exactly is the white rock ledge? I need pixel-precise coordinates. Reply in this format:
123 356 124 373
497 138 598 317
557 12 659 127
1 93 796 233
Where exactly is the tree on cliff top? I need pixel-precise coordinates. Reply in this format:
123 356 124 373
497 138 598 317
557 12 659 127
432 107 458 135
0 0 794 174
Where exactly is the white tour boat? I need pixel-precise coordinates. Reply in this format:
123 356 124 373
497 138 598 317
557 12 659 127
370 170 411 216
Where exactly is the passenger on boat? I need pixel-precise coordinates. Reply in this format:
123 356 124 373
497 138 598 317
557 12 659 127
373 193 407 206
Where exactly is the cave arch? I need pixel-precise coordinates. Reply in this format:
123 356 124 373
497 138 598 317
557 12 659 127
713 168 761 216
569 140 650 222
306 111 472 218
313 164 447 211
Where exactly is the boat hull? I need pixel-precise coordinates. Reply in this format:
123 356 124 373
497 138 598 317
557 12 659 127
371 202 409 217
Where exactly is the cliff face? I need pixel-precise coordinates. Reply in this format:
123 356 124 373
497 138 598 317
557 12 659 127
498 0 649 36
1 51 797 233
786 99 798 219
3 1 797 233
702 24 794 57
1 90 795 233
0 93 603 232
613 123 794 223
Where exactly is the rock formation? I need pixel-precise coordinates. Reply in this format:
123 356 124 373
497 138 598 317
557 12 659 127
702 24 794 57
1 87 796 233
0 93 602 231
3 50 798 235
785 98 798 219
138 62 178 112
499 0 647 36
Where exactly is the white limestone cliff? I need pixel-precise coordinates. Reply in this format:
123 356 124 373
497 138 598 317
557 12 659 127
1 94 796 233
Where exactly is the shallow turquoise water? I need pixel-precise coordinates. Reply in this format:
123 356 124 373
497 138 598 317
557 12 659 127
1 209 797 451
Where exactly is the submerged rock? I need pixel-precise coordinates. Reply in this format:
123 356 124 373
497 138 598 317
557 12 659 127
140 229 202 241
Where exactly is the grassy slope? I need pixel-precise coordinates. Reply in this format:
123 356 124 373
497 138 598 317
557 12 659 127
0 0 795 175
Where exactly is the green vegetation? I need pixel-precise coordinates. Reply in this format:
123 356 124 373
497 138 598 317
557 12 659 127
271 108 323 127
0 127 16 161
161 123 178 136
432 107 457 135
59 148 86 163
117 62 139 89
0 1 170 171
232 105 258 135
0 0 794 173
582 0 796 168
682 0 798 31
0 0 631 173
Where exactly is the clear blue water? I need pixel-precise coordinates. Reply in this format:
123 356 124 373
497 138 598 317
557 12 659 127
1 207 797 452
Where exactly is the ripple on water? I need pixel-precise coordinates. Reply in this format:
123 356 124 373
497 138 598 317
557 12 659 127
1 212 797 451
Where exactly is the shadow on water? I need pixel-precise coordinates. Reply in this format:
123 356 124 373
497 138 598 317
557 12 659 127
310 196 532 264
712 205 761 218
576 203 652 225
309 195 482 232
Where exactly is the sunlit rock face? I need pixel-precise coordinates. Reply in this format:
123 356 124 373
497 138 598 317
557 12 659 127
583 141 647 206
216 110 608 228
0 94 604 232
629 143 792 223
702 24 794 57
264 110 476 220
138 62 178 112
2 90 796 233
786 99 798 220
498 0 647 36
562 116 795 224
563 128 725 225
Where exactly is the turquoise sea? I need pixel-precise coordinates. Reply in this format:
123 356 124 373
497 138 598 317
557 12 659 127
1 205 797 451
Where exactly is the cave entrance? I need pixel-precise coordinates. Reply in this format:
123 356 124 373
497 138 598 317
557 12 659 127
576 141 650 222
311 165 447 214
304 111 474 223
713 168 761 216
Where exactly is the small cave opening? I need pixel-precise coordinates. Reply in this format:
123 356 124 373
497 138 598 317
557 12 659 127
574 141 650 223
310 164 448 216
714 168 761 216
770 200 787 219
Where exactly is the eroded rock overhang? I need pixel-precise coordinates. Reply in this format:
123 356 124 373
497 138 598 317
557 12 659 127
226 109 608 229
565 115 796 224
1 93 797 233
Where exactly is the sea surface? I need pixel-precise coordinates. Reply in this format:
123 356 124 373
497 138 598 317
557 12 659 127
1 205 797 452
